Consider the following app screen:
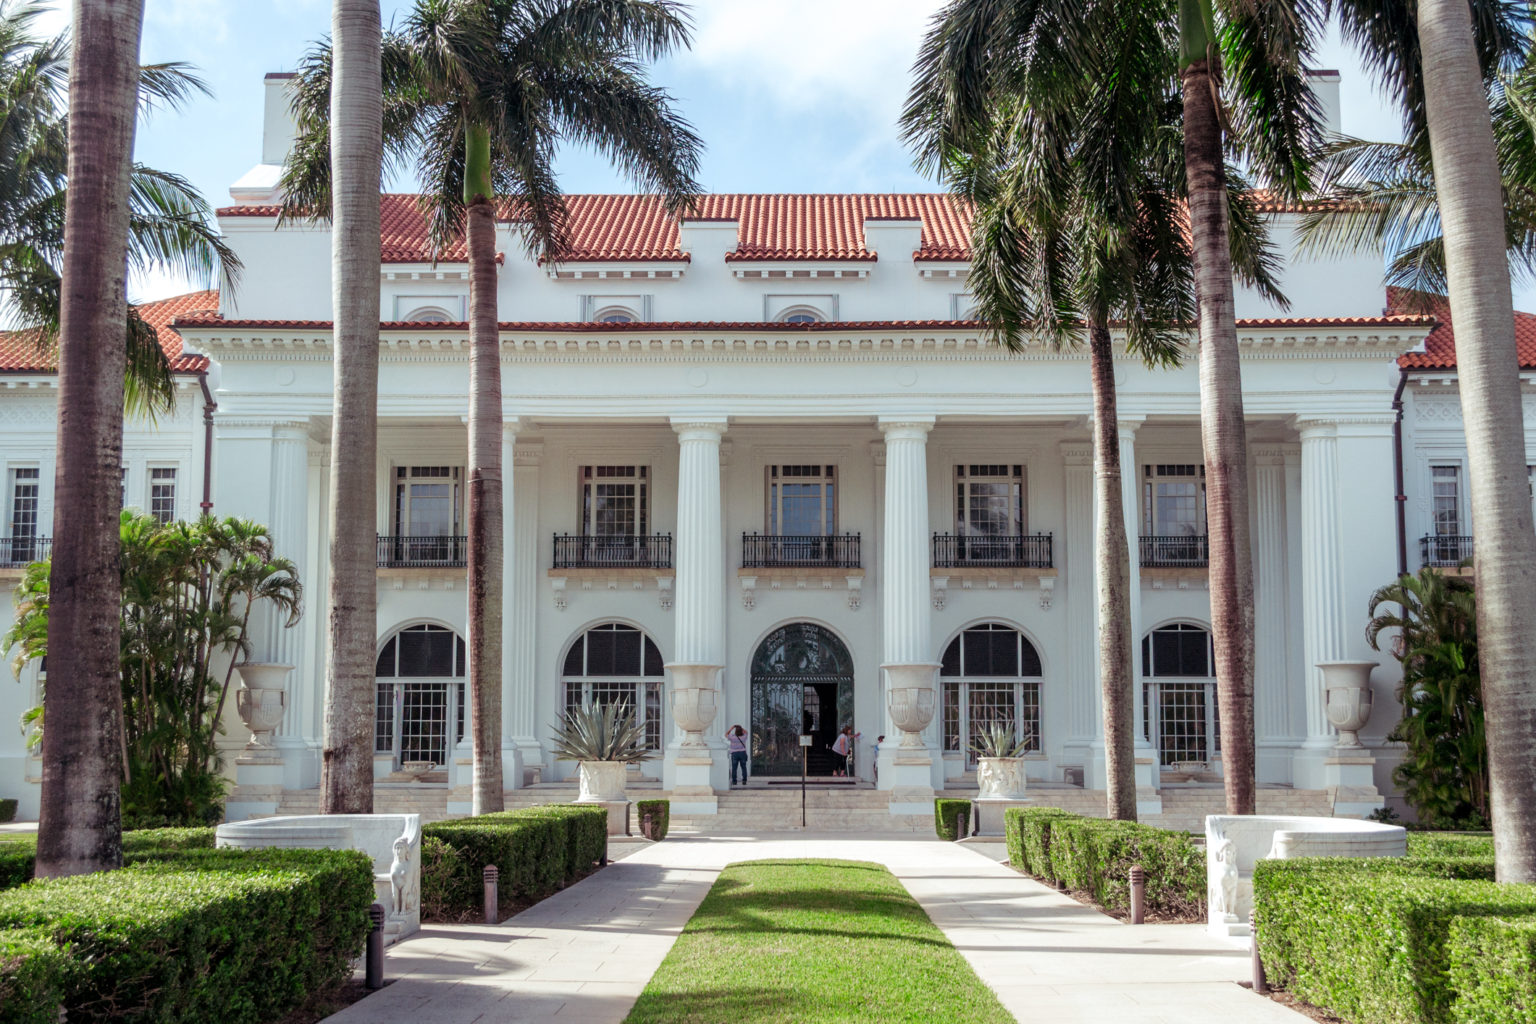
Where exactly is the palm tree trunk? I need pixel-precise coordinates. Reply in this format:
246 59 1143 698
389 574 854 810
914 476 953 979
34 0 144 878
1089 320 1138 821
319 0 382 815
1419 0 1536 882
1182 48 1257 817
466 195 504 815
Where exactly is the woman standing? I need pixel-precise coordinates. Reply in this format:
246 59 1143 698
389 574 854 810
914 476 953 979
725 725 749 787
832 726 858 778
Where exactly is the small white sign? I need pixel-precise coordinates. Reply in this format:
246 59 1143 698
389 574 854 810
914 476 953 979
798 734 813 747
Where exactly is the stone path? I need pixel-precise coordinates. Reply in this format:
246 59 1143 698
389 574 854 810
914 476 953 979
326 832 1303 1024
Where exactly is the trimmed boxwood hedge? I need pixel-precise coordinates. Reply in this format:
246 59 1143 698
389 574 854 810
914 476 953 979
421 804 608 921
1406 832 1496 860
0 846 374 1024
635 799 670 841
0 800 16 824
1254 857 1535 1024
1448 915 1536 1024
0 826 218 894
934 799 971 841
1004 807 1078 884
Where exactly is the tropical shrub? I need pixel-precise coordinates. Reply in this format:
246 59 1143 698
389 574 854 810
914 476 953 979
1044 815 1204 920
3 513 302 826
1253 857 1532 1024
934 798 971 840
635 799 669 841
0 847 373 1024
1367 568 1487 828
550 703 650 764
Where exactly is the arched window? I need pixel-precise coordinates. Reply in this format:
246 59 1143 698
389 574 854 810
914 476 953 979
592 305 638 324
401 306 454 323
778 305 825 324
940 623 1044 764
1141 622 1218 769
562 623 665 750
375 624 466 770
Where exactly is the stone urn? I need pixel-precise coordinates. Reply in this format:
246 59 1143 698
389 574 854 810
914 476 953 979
401 760 434 781
576 760 628 803
884 663 940 749
1320 660 1376 749
234 662 292 750
976 756 1028 800
668 664 720 748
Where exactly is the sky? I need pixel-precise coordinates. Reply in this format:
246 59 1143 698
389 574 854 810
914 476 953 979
40 0 1526 310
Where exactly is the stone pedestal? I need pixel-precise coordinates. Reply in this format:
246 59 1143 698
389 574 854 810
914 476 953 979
1135 756 1163 816
663 663 723 811
883 662 940 814
972 798 1031 837
225 752 284 822
1323 754 1385 817
590 799 631 836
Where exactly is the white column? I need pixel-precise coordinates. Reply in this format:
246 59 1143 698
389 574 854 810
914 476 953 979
1298 420 1346 774
1115 419 1159 809
1253 445 1296 781
1061 442 1099 780
878 417 941 811
506 429 542 780
665 418 728 812
267 422 310 731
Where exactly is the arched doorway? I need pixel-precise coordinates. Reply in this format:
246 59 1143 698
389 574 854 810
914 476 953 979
375 623 465 770
749 623 854 776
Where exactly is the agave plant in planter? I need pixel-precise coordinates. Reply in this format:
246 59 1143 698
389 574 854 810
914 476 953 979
551 703 651 804
968 722 1030 801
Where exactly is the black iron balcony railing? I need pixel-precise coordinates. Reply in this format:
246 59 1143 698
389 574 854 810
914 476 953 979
1421 534 1474 569
553 533 673 570
1139 534 1210 568
0 536 50 567
742 532 861 569
932 532 1053 569
377 535 467 568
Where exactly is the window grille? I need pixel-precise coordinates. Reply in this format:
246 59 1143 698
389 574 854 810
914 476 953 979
149 467 177 524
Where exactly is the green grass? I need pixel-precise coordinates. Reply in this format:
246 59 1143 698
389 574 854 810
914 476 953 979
623 859 1014 1024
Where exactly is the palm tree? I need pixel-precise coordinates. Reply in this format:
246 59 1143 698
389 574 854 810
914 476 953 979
906 0 1316 816
36 0 148 877
1410 0 1536 882
0 0 237 416
283 0 702 814
906 1 1285 820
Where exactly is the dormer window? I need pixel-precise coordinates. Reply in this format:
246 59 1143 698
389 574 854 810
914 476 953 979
779 306 825 324
593 307 637 323
394 295 465 321
402 306 453 323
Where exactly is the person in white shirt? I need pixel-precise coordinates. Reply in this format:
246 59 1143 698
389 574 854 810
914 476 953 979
725 724 749 786
831 725 858 777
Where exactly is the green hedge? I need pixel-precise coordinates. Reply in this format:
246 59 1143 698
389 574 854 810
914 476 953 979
421 805 608 921
1407 832 1496 860
1004 807 1078 883
635 799 670 841
1448 915 1536 1024
0 846 374 1024
0 928 65 1024
934 799 970 841
0 800 15 824
1254 858 1536 1024
0 826 218 893
1037 815 1204 920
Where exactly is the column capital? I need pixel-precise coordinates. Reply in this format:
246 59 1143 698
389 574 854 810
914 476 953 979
503 416 526 439
1060 441 1093 467
513 441 544 468
1251 444 1294 466
1294 417 1338 442
877 416 936 441
670 417 729 442
1116 415 1146 439
869 440 887 469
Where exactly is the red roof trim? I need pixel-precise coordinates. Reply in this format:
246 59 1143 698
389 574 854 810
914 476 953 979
0 290 216 373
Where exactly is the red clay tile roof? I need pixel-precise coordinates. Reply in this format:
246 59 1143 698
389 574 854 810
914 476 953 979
219 194 975 264
216 191 1344 265
172 313 1433 332
1390 287 1536 370
0 290 217 374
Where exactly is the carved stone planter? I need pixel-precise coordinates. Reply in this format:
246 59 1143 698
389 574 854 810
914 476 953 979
577 760 628 803
234 662 292 750
976 756 1028 800
1319 660 1376 749
883 663 940 749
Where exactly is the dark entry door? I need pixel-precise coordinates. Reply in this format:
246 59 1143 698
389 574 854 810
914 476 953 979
749 623 854 776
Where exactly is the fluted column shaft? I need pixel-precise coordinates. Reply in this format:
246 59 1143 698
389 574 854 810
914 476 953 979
506 431 541 761
1062 444 1097 742
672 419 727 669
1253 447 1293 747
1300 422 1345 745
880 419 934 665
1116 420 1152 751
268 422 309 739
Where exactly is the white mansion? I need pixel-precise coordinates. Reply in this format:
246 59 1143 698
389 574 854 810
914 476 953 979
0 73 1523 825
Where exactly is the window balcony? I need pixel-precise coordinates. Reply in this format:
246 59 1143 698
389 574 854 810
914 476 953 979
553 533 673 570
376 535 467 568
1139 535 1209 569
0 537 50 568
741 533 861 569
932 532 1053 569
1420 534 1474 569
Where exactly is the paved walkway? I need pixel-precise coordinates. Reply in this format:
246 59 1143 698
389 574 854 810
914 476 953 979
326 832 1302 1024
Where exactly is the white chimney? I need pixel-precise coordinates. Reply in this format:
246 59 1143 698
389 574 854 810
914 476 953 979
229 72 297 205
1306 69 1343 139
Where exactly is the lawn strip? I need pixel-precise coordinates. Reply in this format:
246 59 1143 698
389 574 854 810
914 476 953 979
623 858 1015 1024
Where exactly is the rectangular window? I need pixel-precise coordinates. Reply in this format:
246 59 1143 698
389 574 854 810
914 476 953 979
392 466 462 564
1432 464 1462 536
1142 682 1220 767
767 465 835 536
148 467 177 524
1142 464 1206 536
955 464 1024 536
6 467 39 565
564 681 664 751
581 466 648 537
940 680 1042 764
